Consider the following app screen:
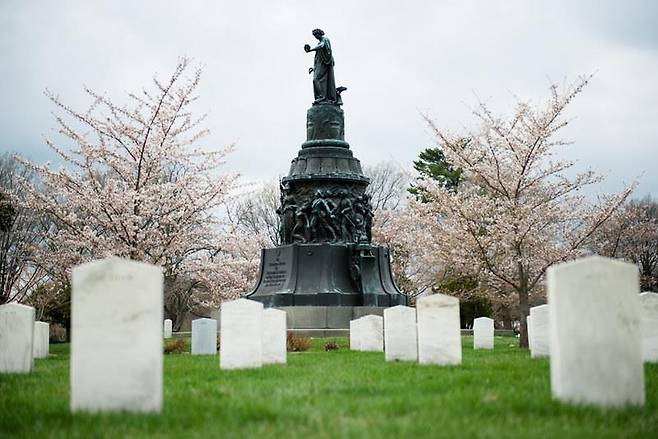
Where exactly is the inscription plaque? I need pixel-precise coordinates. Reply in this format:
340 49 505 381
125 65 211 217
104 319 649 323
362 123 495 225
263 261 288 288
253 246 296 295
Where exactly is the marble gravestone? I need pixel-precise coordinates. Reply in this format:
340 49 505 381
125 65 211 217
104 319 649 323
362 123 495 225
262 308 287 365
639 291 658 363
547 256 644 407
529 305 549 358
191 318 217 355
0 303 35 373
71 257 164 413
163 319 173 339
33 321 50 359
527 315 534 353
220 298 264 369
473 317 494 350
383 305 417 361
349 318 361 350
349 315 383 352
417 294 461 365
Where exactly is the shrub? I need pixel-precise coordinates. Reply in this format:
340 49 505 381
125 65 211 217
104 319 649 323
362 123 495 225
287 331 311 352
324 341 339 351
164 338 186 354
49 323 67 343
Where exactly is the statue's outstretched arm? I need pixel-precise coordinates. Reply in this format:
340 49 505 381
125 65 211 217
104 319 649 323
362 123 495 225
308 39 326 52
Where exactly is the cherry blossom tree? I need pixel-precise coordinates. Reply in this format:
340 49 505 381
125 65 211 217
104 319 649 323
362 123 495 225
0 154 48 304
418 76 634 347
20 58 256 311
194 229 268 303
227 180 282 247
368 162 468 303
371 207 444 299
591 197 658 291
364 162 446 300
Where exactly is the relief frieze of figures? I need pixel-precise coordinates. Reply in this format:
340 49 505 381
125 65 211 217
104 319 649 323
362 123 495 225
277 182 373 245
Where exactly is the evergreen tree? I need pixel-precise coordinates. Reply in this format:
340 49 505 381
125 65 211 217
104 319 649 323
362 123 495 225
409 141 465 199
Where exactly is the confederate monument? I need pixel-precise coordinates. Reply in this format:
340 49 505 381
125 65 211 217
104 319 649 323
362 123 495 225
248 29 406 328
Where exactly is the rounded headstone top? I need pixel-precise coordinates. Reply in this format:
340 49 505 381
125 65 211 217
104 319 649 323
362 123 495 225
548 255 639 276
417 293 459 307
639 291 658 302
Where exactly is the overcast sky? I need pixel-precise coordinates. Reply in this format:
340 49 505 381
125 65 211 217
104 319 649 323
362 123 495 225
1 0 657 197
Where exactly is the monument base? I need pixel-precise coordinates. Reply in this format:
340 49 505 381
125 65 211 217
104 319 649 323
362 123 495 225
278 306 387 329
247 243 408 307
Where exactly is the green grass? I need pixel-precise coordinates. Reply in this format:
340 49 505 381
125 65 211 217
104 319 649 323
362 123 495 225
1 337 657 438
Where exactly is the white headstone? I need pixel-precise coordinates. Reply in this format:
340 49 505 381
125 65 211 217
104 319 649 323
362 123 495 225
163 319 173 339
350 315 383 352
220 298 263 369
417 294 461 365
529 305 549 358
383 305 417 361
349 318 361 350
71 257 163 413
33 321 50 359
527 315 534 352
473 317 494 350
547 256 644 407
639 291 658 363
262 308 287 365
0 303 35 373
191 318 217 355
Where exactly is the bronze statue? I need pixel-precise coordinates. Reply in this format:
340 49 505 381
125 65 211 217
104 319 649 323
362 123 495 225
353 198 366 243
309 189 338 242
304 29 337 105
361 194 374 242
291 200 311 243
335 189 355 242
278 195 297 244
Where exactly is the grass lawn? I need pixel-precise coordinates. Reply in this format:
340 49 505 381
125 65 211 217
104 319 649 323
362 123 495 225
1 336 657 438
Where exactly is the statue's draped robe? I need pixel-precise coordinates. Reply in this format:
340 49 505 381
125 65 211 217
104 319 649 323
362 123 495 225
313 37 337 103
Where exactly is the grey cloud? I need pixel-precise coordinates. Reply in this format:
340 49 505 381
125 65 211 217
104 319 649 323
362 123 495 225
0 0 656 197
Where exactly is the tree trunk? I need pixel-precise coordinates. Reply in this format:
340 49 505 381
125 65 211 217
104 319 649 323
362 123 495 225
518 288 530 348
497 305 513 329
517 260 530 348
